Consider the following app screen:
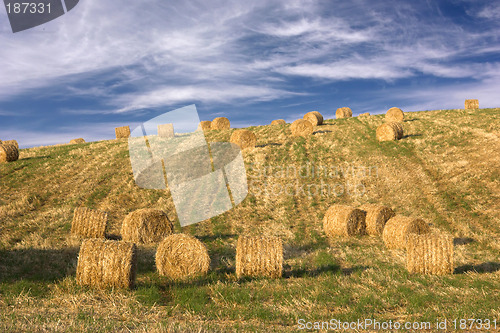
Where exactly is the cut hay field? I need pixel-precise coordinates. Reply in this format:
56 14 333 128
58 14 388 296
1 108 499 332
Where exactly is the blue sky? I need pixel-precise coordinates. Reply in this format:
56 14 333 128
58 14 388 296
1 0 499 148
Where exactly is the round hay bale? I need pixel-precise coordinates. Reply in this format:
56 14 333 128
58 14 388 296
376 122 403 141
386 107 404 122
382 215 431 249
155 233 210 280
71 207 108 239
0 144 19 163
230 129 257 150
271 119 286 126
115 126 131 139
323 204 366 238
290 119 314 137
2 140 18 149
406 231 454 275
465 99 479 109
198 121 212 131
69 138 86 144
303 111 323 126
211 117 230 130
236 235 283 279
76 238 137 289
121 209 173 244
336 107 352 119
359 204 395 236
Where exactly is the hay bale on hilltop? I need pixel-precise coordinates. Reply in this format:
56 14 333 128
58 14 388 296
385 107 404 122
115 126 131 139
465 99 479 109
198 121 212 131
406 231 454 275
230 130 257 150
158 123 175 138
156 234 210 280
211 117 230 130
69 138 85 144
376 122 404 141
236 236 283 279
290 119 314 137
304 111 323 126
0 144 19 163
271 119 286 126
382 215 431 249
121 208 173 244
323 205 366 238
2 140 18 149
71 207 108 239
336 107 352 119
76 238 137 289
359 204 395 236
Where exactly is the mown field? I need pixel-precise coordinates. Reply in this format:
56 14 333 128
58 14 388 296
0 108 499 332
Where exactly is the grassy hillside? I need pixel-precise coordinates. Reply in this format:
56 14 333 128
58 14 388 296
1 108 499 332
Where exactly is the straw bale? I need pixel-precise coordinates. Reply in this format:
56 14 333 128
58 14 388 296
71 207 108 239
121 208 173 244
236 235 283 279
323 204 366 238
382 215 431 249
359 204 395 236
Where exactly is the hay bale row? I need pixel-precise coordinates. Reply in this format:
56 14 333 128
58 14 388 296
211 117 230 130
198 120 212 131
69 138 85 144
359 204 395 236
115 126 131 139
236 236 283 279
0 144 19 163
155 233 210 280
376 122 404 141
76 238 137 289
71 207 108 239
385 107 404 122
230 129 257 150
323 204 366 238
382 215 430 249
121 208 173 244
158 124 175 138
303 111 323 126
2 140 18 149
406 231 454 275
336 107 352 119
271 119 286 126
290 119 314 137
465 99 479 109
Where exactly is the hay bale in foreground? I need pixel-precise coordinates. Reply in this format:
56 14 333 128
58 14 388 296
115 126 131 139
406 231 454 275
156 234 210 280
359 204 395 236
376 122 403 141
0 144 19 163
158 123 174 138
385 107 404 122
465 99 479 109
236 236 283 279
121 209 173 244
198 121 212 131
230 129 257 150
271 119 286 126
382 215 431 249
303 111 323 126
336 107 352 119
69 138 85 144
290 119 314 137
323 205 366 238
211 117 230 130
2 140 18 149
76 238 137 289
71 207 108 239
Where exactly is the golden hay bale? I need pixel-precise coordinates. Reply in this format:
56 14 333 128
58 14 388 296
158 123 174 138
121 209 173 244
115 126 131 139
198 120 212 131
382 215 431 249
71 207 108 239
69 138 85 144
0 140 2 144
336 107 352 119
230 129 257 150
211 117 230 130
465 99 479 109
76 238 137 289
391 122 404 139
406 231 454 275
236 236 283 279
0 144 19 163
376 122 403 141
358 112 370 117
303 111 323 126
359 204 395 236
323 204 366 238
385 107 404 122
271 119 286 126
155 233 210 280
2 140 18 148
290 119 314 137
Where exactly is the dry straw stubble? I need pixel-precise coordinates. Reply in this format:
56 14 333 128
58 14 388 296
0 144 19 163
271 119 286 126
115 126 131 139
406 231 454 275
236 236 283 279
382 215 431 249
376 122 403 141
71 207 108 239
198 121 212 131
156 233 210 280
386 107 405 122
360 204 395 236
76 238 137 289
121 208 173 244
230 129 257 150
290 119 314 137
158 123 175 138
69 138 85 144
303 111 323 126
211 117 231 130
323 204 366 238
336 107 352 119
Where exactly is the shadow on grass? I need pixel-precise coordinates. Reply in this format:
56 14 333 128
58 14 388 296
454 262 500 274
453 237 474 246
404 118 420 122
284 264 369 278
198 234 237 242
19 155 52 161
256 143 282 148
402 134 423 139
106 234 122 241
313 130 333 134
